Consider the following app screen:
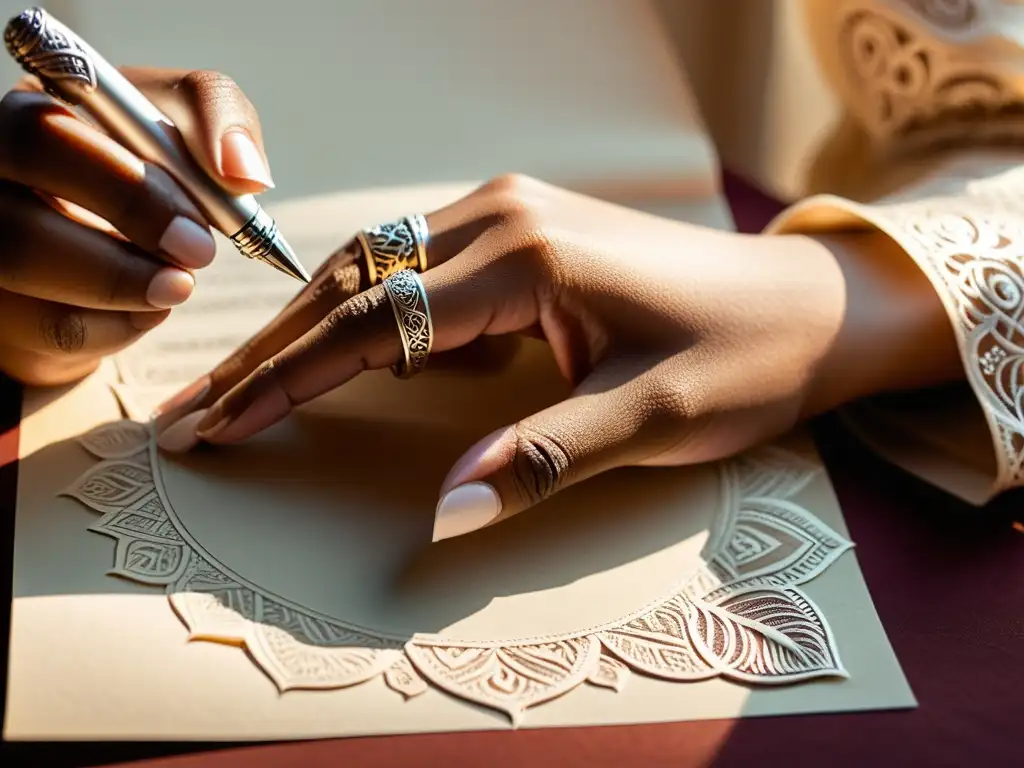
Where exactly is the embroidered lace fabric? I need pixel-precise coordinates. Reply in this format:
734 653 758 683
770 167 1024 497
764 0 1024 498
62 420 853 727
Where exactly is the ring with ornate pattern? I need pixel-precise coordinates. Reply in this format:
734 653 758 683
382 269 433 379
356 214 430 286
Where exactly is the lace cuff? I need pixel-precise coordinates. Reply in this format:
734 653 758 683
765 163 1024 504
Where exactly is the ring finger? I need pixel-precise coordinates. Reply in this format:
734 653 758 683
155 198 498 423
178 225 541 447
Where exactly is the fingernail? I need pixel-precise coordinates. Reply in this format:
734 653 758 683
433 482 502 542
197 384 290 443
441 427 510 491
130 309 171 331
153 375 211 422
220 129 274 189
157 409 208 453
147 268 194 309
158 216 216 269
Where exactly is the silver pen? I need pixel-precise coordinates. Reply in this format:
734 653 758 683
3 6 310 283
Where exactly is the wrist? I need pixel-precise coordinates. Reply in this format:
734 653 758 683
796 230 963 418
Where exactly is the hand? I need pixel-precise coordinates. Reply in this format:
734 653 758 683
0 67 274 386
155 175 960 540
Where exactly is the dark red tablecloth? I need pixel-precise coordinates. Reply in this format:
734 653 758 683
1 173 1021 767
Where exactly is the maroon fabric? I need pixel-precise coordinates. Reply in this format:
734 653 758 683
1 172 1021 767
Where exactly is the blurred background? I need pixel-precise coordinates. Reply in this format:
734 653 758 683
0 0 835 218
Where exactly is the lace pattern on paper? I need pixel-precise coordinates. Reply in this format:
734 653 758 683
64 422 853 726
837 1 1024 148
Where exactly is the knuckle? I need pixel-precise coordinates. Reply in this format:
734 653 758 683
178 69 240 100
495 220 560 282
642 374 706 435
483 172 538 198
481 173 545 216
321 283 388 337
510 425 572 508
38 306 87 354
313 260 362 304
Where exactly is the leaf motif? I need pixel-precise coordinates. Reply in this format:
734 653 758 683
587 654 631 692
91 524 189 586
62 458 153 514
598 596 716 681
173 553 242 594
734 446 820 500
78 420 150 460
384 655 429 699
171 589 252 641
247 624 398 693
88 492 181 546
687 587 847 683
706 497 853 599
406 638 601 726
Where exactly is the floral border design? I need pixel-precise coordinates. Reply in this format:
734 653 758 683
62 421 853 726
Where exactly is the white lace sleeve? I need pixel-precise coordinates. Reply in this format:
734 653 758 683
768 163 1024 503
755 0 1024 504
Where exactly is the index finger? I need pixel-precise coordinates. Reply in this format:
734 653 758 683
175 232 539 449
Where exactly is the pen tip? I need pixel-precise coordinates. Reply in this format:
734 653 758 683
230 207 310 283
264 237 311 283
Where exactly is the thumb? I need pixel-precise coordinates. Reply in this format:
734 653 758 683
129 68 275 196
432 386 651 543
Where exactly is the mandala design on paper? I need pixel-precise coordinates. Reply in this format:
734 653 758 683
64 422 853 726
836 3 1024 148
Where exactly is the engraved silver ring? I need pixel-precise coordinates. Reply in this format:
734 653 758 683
382 270 434 379
356 214 430 287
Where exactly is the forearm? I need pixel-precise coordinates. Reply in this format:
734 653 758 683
797 230 963 418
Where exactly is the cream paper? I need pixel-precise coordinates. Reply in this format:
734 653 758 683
5 186 915 740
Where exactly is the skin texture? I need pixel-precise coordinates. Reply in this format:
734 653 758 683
156 174 963 534
0 68 272 386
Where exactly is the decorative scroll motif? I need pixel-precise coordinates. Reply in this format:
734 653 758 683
382 270 433 377
837 2 1024 148
64 422 853 726
3 7 97 95
356 215 427 286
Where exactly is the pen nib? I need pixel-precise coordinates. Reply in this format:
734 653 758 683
260 234 311 284
231 208 311 284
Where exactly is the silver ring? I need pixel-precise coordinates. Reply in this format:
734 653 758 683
382 269 433 379
356 214 430 286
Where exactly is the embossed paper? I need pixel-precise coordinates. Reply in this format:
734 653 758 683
4 188 915 740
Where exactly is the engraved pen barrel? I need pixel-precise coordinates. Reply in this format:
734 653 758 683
3 7 308 281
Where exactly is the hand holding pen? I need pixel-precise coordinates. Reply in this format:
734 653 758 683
0 7 306 387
